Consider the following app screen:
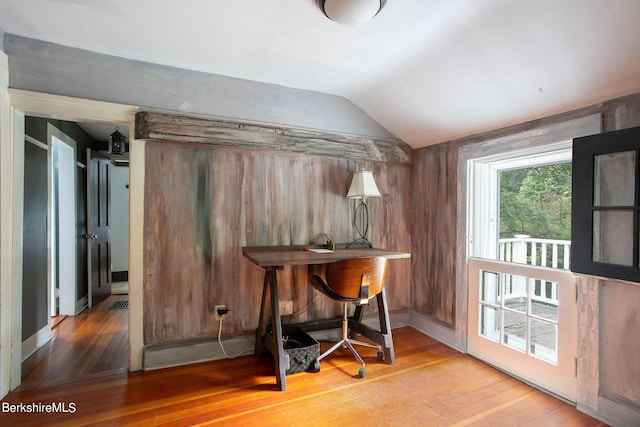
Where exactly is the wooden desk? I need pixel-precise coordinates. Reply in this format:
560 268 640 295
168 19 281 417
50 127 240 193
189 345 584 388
242 245 410 391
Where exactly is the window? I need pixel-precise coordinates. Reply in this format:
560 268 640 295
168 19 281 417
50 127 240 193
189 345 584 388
571 125 640 282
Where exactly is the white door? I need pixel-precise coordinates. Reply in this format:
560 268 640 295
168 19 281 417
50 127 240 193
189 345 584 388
467 258 577 400
466 146 578 402
52 135 77 316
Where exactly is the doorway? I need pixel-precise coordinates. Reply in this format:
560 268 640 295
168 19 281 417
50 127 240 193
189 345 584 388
20 117 128 387
109 162 130 293
466 144 578 401
2 89 142 395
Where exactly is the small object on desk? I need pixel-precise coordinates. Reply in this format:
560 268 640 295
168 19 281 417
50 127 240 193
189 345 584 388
309 248 333 253
323 234 335 251
303 247 309 251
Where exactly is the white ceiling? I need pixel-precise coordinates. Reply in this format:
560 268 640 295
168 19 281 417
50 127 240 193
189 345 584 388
2 0 640 148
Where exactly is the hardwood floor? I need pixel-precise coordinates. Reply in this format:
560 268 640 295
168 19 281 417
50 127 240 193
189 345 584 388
1 305 605 426
20 294 129 389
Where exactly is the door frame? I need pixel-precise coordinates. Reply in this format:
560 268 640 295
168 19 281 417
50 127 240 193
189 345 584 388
1 89 140 394
454 114 602 354
465 142 578 400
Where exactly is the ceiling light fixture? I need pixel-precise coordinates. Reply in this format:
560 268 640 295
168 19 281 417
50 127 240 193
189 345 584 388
317 0 387 25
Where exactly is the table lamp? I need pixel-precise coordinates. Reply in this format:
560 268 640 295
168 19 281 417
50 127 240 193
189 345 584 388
346 169 381 248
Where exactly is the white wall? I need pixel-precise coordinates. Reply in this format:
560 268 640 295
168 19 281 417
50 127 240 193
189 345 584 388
5 34 398 142
109 164 129 273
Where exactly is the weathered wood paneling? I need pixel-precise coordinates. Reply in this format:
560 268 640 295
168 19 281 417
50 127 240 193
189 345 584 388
136 112 413 165
411 142 457 326
575 94 640 424
143 141 411 346
575 274 600 411
602 91 640 132
599 280 640 408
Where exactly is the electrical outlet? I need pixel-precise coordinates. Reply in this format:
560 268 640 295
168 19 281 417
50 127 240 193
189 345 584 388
215 305 227 321
279 300 293 316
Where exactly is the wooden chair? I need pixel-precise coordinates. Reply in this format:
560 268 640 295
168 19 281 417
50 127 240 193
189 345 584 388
310 256 389 378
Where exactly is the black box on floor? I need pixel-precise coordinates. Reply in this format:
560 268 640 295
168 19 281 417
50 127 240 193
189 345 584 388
279 328 319 375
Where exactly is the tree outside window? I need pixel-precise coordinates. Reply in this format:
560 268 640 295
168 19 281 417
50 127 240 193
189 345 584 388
499 163 572 241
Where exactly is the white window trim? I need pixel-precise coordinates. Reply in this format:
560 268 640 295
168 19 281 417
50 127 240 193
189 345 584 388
454 114 602 352
467 141 573 260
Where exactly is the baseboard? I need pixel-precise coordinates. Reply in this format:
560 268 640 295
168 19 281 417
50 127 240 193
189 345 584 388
143 334 255 370
21 325 52 362
409 310 462 352
75 296 88 315
576 395 640 427
143 309 413 371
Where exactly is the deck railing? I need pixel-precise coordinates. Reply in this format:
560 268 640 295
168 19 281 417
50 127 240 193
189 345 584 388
498 235 571 305
498 234 571 270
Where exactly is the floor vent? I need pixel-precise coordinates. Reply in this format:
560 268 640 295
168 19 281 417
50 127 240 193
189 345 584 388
108 300 129 310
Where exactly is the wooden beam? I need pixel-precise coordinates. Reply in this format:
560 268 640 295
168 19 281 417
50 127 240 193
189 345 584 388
135 111 413 164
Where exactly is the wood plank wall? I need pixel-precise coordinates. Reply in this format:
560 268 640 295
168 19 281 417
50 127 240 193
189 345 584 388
598 280 640 407
575 93 640 425
411 142 458 326
139 113 412 347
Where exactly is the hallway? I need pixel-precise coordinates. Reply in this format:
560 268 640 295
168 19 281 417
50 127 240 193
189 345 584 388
19 294 129 390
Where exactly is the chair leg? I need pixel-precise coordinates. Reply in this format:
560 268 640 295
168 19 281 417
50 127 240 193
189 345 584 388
344 340 366 368
316 303 350 363
316 339 346 363
315 302 380 378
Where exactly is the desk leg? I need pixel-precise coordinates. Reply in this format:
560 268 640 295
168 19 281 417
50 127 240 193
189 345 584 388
256 267 287 391
348 289 396 365
376 289 395 364
267 268 287 391
255 271 270 355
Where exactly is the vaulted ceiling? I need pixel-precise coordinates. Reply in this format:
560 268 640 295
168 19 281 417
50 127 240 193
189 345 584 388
1 0 640 148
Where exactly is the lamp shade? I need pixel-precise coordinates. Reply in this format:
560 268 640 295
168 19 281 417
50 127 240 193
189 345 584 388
318 0 387 26
347 170 381 199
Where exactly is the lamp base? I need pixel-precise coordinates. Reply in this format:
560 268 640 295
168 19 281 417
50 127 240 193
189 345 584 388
347 200 374 249
346 237 373 249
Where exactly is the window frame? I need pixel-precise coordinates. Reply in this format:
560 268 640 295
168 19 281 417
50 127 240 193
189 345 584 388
571 125 640 283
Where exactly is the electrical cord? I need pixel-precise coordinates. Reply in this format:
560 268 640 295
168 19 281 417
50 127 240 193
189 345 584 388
217 317 231 358
217 295 321 359
217 311 254 359
290 293 322 318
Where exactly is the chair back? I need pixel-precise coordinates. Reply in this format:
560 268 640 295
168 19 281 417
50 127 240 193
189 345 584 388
323 257 388 302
